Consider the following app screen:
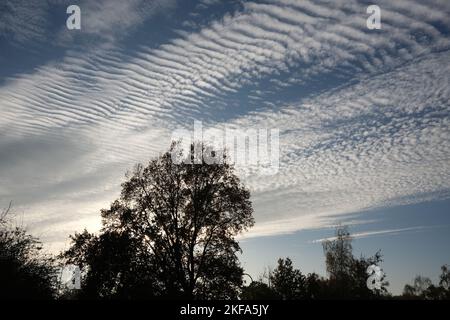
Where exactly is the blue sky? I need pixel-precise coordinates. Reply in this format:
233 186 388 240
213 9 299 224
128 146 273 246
0 0 449 295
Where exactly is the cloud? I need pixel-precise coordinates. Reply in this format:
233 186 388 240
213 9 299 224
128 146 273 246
310 226 439 243
232 50 450 235
57 0 178 44
0 0 50 46
0 0 449 251
0 0 177 47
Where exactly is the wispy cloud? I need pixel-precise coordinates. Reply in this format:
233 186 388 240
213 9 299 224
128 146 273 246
0 0 50 46
57 0 177 44
310 225 440 243
0 0 177 47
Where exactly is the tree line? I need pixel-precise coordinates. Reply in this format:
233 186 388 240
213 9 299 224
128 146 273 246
1 143 449 300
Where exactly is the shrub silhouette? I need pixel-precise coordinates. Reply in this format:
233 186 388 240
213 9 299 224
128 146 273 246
403 265 450 300
0 203 57 299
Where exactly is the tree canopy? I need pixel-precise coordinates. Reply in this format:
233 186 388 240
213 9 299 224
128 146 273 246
322 226 389 298
0 203 57 299
61 142 254 299
403 265 450 300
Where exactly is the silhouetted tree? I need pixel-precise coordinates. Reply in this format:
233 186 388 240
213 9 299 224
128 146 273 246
240 281 278 300
304 272 328 299
349 251 388 298
243 260 328 300
322 226 388 298
61 142 254 299
0 203 57 299
402 266 450 300
323 226 353 283
403 275 433 299
322 226 353 297
270 257 306 299
438 265 450 299
60 228 160 299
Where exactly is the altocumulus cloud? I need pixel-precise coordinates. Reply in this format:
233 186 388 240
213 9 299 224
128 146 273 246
0 0 449 251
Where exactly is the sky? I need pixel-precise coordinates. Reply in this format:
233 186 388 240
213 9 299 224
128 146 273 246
0 0 449 295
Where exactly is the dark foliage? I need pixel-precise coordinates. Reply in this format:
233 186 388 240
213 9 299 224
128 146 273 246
402 265 450 300
240 281 279 300
269 257 306 299
1 143 448 300
243 226 390 300
60 142 254 299
0 203 57 299
321 226 389 299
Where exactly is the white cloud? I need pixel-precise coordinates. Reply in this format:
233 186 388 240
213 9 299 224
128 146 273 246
231 51 450 235
310 226 437 243
0 0 177 46
57 0 177 44
0 0 449 251
0 0 50 45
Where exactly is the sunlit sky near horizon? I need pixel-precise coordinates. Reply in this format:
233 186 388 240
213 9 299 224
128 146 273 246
1 0 450 295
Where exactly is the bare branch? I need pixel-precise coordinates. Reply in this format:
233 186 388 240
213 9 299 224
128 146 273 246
1 201 12 222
